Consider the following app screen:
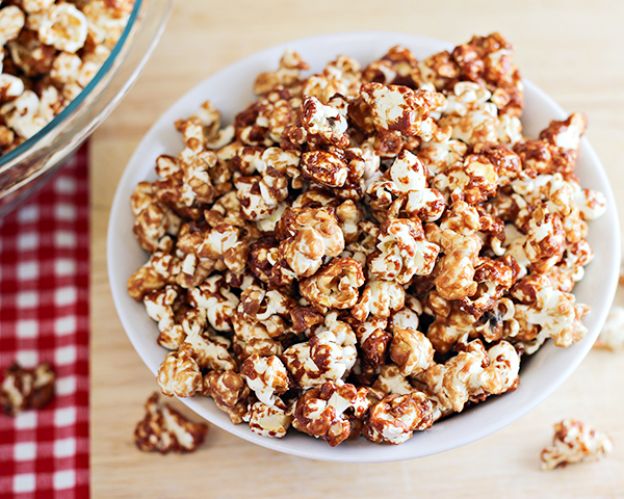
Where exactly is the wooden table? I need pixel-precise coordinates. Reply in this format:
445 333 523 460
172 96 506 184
90 1 624 496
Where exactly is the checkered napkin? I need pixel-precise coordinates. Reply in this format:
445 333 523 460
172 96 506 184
0 146 89 498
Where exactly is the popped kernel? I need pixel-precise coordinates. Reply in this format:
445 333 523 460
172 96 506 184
595 306 624 351
363 392 434 444
134 392 208 454
0 362 54 416
292 381 369 446
540 419 612 470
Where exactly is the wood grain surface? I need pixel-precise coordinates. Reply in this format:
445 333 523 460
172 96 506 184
90 1 624 497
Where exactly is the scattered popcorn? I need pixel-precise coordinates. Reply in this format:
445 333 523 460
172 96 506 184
0 362 55 416
134 392 208 454
595 306 624 351
0 0 134 153
540 419 612 470
247 401 292 438
128 32 605 447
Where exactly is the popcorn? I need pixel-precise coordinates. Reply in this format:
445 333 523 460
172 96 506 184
38 3 88 53
0 90 52 139
189 275 238 332
237 284 292 337
389 328 434 376
301 149 349 188
303 55 361 103
0 362 54 416
363 45 419 87
354 317 391 368
414 340 520 416
540 419 612 470
253 49 308 95
0 6 25 46
512 276 588 354
387 150 446 222
134 393 208 454
438 81 522 146
232 312 283 360
143 286 185 349
352 279 405 321
369 218 440 284
276 207 345 278
418 32 523 117
284 312 357 389
241 354 289 408
0 1 133 153
127 250 180 301
83 0 132 49
292 382 369 446
203 370 250 424
595 306 624 351
157 345 203 398
300 96 349 147
363 392 434 444
430 201 483 300
356 82 445 140
299 257 364 311
235 170 288 222
184 328 237 371
247 401 292 438
129 33 605 447
372 364 412 395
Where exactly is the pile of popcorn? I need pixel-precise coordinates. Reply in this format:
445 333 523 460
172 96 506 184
0 0 133 154
127 33 607 446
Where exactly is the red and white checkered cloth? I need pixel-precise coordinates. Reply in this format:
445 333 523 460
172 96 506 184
0 146 90 498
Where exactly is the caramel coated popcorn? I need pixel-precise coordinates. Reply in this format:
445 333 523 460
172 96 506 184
595 305 624 351
540 419 612 470
0 0 133 154
134 393 208 454
129 32 605 446
0 362 55 415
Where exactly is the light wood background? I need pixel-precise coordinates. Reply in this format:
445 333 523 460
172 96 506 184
90 1 624 497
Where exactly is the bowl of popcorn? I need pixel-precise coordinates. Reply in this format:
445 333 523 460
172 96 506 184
108 31 620 462
0 0 171 217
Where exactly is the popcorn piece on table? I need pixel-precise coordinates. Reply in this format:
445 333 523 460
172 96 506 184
134 392 208 454
540 419 612 470
0 362 55 416
594 305 624 351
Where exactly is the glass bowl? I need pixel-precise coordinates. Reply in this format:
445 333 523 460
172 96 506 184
0 0 172 217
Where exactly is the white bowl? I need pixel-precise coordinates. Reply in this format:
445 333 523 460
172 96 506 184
107 32 620 462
